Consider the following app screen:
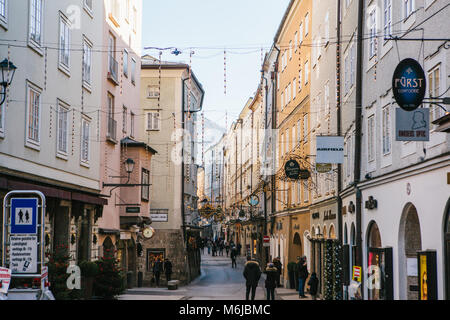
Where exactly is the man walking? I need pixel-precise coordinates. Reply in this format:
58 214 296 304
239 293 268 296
153 258 163 287
230 246 237 268
225 242 230 257
164 258 173 282
297 256 309 298
243 256 261 300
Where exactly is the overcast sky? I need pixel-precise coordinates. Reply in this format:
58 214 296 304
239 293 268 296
142 0 290 154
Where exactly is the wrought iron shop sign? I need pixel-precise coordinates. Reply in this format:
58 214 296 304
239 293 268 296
284 160 310 180
392 58 426 112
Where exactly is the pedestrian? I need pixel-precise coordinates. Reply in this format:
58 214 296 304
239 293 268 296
243 256 261 300
200 239 205 254
273 257 282 287
349 277 362 300
207 239 211 255
164 258 173 282
237 243 242 256
307 272 319 300
153 258 163 287
219 240 224 256
225 242 230 257
297 256 309 298
212 242 217 256
230 246 237 268
264 262 278 301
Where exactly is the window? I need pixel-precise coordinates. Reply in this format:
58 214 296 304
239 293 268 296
0 100 5 137
351 43 356 88
125 0 131 22
280 133 284 158
297 181 301 203
147 85 159 98
81 118 90 165
84 0 93 12
131 58 136 85
382 106 391 154
0 0 7 25
428 66 444 122
57 102 69 156
130 112 135 137
281 92 284 111
304 180 309 202
304 61 309 85
324 82 330 115
297 120 301 143
29 0 43 47
299 23 303 44
305 13 309 36
110 0 120 21
344 54 349 95
368 115 375 161
123 49 128 77
369 8 377 58
59 13 70 71
293 78 296 99
26 82 41 146
83 38 92 86
289 41 293 60
404 0 415 19
325 11 330 44
346 136 352 177
384 0 392 38
294 32 298 50
122 106 127 133
303 114 308 143
142 168 150 201
147 112 160 131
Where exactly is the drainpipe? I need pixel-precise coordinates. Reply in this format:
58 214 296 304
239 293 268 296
336 0 344 300
355 0 365 299
272 45 281 223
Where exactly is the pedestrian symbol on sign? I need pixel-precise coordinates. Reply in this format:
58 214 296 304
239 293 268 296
15 208 33 226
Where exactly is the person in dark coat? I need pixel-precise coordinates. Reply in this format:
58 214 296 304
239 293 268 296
264 263 278 300
307 272 319 300
164 258 173 282
243 256 262 300
237 243 242 256
225 242 230 257
153 258 163 287
273 257 282 287
297 256 309 298
230 246 237 268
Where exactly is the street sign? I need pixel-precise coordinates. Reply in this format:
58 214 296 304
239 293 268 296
10 198 38 235
316 136 344 164
0 267 11 294
395 108 430 141
353 266 362 282
392 58 426 112
249 195 259 207
10 235 38 274
316 163 332 173
263 236 270 247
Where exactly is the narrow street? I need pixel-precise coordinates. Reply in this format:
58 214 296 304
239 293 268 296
119 253 269 300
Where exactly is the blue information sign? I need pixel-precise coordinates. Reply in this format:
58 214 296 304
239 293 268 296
10 198 38 235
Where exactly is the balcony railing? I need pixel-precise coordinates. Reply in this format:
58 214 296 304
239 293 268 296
107 117 117 143
108 55 119 85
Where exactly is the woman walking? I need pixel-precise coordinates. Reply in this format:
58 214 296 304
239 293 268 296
264 262 278 300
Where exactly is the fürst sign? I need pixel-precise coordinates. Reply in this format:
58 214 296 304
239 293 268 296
392 58 426 112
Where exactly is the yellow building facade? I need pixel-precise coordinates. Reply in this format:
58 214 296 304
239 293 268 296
271 0 313 288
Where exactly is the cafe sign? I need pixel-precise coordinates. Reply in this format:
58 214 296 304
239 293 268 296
284 160 310 180
392 58 426 112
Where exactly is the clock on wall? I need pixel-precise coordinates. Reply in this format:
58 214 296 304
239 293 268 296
143 227 155 239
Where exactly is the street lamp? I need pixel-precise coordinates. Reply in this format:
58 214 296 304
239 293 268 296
0 58 17 106
124 158 135 177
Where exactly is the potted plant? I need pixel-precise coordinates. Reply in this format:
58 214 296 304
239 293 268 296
79 260 99 300
287 262 298 290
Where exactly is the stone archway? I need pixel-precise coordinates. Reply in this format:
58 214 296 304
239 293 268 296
102 236 115 259
329 224 336 239
292 232 302 259
398 203 422 300
366 221 382 300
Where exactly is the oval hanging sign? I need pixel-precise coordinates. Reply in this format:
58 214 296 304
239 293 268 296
392 58 426 111
284 160 301 179
316 163 332 173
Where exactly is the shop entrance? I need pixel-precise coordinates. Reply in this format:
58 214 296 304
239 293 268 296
399 203 422 300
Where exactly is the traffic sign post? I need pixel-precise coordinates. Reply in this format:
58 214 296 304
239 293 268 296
2 190 53 300
263 235 270 247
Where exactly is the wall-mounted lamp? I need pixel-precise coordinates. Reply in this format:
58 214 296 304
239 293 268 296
0 58 17 106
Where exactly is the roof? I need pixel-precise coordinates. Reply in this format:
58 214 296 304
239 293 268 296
273 0 296 44
120 137 158 154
